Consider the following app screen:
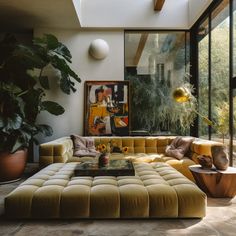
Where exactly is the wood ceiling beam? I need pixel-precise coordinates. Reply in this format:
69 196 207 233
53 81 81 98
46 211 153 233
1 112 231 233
133 33 148 66
154 0 165 11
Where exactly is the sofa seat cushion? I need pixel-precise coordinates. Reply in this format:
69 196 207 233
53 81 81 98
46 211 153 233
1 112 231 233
165 158 196 182
68 156 98 163
68 153 166 163
121 153 165 163
5 162 206 219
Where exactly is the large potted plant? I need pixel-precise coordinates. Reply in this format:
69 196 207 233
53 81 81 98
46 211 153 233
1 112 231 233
0 34 81 183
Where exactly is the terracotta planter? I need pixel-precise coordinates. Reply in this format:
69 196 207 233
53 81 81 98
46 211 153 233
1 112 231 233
0 149 27 184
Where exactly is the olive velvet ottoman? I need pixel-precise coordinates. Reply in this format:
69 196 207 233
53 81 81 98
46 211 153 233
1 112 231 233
5 162 206 219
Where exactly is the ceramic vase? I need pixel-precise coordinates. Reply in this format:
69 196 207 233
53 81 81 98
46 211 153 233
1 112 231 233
211 145 229 171
98 153 109 167
197 155 213 169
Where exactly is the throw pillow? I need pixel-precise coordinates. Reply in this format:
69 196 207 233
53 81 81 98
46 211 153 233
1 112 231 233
71 134 99 157
165 136 194 160
71 134 87 150
86 137 97 151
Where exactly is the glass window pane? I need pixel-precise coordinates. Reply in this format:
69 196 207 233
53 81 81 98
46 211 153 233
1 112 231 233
233 90 236 167
125 31 190 135
198 18 209 139
233 0 236 77
186 32 190 74
211 0 229 145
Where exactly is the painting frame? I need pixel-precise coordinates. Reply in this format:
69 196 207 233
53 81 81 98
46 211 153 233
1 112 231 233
84 81 130 136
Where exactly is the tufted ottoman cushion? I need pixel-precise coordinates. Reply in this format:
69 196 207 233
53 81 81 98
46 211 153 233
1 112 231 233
5 162 206 219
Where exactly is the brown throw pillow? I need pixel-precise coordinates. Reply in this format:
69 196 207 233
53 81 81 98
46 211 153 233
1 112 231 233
71 134 99 157
165 136 194 160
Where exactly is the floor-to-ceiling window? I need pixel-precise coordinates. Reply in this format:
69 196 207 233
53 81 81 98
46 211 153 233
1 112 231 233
125 31 190 135
196 0 233 164
198 18 209 139
211 1 230 144
233 0 236 77
233 0 236 166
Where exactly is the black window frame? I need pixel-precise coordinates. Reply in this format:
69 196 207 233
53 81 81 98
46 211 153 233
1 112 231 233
190 0 234 165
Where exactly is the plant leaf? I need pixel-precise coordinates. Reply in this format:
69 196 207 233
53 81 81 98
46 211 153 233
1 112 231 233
53 43 72 62
0 117 4 128
2 83 22 94
23 88 44 123
41 101 65 115
11 138 24 153
19 129 32 141
33 37 46 47
51 55 81 84
14 44 47 69
39 76 50 90
70 85 76 93
60 75 71 94
45 34 59 50
36 124 53 136
3 114 23 131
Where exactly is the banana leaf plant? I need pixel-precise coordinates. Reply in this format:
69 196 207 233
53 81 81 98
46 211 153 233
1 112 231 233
0 34 81 153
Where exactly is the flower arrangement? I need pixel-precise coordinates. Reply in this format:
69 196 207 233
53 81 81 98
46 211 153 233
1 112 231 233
97 142 111 154
97 144 107 153
97 143 128 154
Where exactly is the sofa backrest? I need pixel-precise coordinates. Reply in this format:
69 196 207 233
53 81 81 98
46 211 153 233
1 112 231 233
94 136 224 160
190 138 224 162
94 136 176 154
39 135 225 168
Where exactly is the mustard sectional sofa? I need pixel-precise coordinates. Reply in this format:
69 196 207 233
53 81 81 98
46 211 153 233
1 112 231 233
5 136 223 219
39 136 224 182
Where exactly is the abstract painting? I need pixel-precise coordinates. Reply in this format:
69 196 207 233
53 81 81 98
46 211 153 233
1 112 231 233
84 81 130 136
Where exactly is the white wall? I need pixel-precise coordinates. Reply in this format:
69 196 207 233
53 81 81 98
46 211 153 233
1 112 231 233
188 0 212 27
34 28 124 146
80 0 189 29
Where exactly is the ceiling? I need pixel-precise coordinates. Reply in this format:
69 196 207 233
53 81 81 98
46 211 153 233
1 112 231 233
0 0 212 31
0 0 80 31
125 32 185 68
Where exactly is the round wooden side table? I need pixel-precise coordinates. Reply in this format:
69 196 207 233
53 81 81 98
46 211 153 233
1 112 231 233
189 165 236 198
